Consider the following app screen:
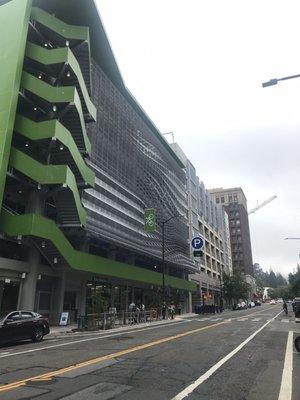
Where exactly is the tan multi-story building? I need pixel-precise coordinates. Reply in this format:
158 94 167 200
209 187 254 277
170 144 233 309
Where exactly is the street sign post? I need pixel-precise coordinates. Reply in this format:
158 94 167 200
144 208 156 232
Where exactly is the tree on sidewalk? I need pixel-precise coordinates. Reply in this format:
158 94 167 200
289 265 300 296
222 272 251 305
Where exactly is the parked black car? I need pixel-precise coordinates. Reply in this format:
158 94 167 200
0 311 50 345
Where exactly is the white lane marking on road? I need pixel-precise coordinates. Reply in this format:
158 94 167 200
278 331 293 400
281 319 290 323
252 318 261 322
0 352 10 356
0 320 189 359
197 318 210 321
237 318 248 322
171 310 283 400
210 318 222 322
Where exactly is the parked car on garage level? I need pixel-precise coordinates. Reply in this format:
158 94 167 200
0 311 50 346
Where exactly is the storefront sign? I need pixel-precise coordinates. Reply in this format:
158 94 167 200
59 312 69 326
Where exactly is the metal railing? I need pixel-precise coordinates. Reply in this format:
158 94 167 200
77 309 160 331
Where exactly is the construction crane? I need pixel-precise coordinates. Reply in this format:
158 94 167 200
248 195 277 215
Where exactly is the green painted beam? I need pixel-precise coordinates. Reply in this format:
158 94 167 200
0 210 197 292
21 71 91 154
31 6 89 42
25 42 96 121
0 0 32 210
14 115 95 187
9 147 87 226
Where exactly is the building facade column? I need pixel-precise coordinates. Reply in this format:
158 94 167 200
18 246 40 310
19 190 44 311
77 280 87 316
50 267 66 324
187 291 192 313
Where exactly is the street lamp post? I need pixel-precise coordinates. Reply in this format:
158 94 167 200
262 73 300 88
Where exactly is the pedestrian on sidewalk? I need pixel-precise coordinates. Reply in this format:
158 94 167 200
162 303 167 320
169 302 175 320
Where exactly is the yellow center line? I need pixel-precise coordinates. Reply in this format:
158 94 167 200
0 306 279 394
0 320 228 393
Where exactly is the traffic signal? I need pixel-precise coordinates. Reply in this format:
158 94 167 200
193 250 203 258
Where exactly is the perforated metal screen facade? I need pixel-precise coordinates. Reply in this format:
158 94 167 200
83 61 195 272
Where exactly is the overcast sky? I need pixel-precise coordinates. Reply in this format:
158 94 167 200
97 0 300 276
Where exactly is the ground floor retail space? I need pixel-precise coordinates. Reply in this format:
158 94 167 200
0 257 191 324
191 279 222 312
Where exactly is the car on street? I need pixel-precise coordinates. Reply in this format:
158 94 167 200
293 298 300 322
0 311 50 346
233 302 248 310
270 300 276 305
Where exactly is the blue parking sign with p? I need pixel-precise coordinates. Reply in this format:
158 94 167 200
191 236 204 250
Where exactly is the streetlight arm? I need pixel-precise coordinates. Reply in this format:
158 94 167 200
162 213 185 225
262 73 300 88
279 73 300 82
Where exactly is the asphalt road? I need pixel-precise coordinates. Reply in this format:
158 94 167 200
0 304 299 400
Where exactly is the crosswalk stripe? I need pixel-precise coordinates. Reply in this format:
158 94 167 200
252 318 261 322
281 319 290 323
210 318 222 321
237 318 248 322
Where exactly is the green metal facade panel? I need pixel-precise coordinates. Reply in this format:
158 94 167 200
0 0 32 210
9 148 87 225
0 210 197 292
25 43 96 120
21 72 92 154
14 115 95 186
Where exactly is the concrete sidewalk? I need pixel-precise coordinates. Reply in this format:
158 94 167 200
48 309 238 337
50 325 77 335
48 311 228 336
48 314 196 337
